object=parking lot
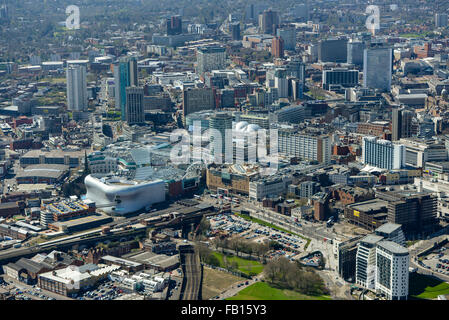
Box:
[208,213,307,260]
[418,246,449,276]
[73,279,127,300]
[0,278,56,300]
[0,276,131,300]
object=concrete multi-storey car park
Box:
[345,199,388,231]
[19,150,85,168]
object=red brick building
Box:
[414,43,434,59]
[331,186,375,206]
[357,121,391,137]
[333,145,350,156]
[0,202,20,218]
[271,37,284,58]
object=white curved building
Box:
[84,175,165,215]
[234,121,261,133]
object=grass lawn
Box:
[406,240,419,247]
[202,267,245,300]
[26,236,48,246]
[227,282,332,300]
[41,77,67,84]
[400,33,422,38]
[212,252,264,276]
[400,32,433,39]
[235,213,311,250]
[409,273,449,300]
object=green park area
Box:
[212,252,264,276]
[409,273,449,299]
[227,282,332,301]
[400,32,434,39]
[306,90,326,100]
[400,33,422,38]
[41,77,67,84]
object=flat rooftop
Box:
[426,161,449,168]
[348,199,388,213]
[127,251,179,269]
[22,149,85,158]
[102,255,143,268]
[16,164,69,179]
[46,200,90,215]
[377,240,409,255]
[48,213,112,228]
[375,223,402,235]
[361,234,384,245]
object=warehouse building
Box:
[38,264,120,296]
[16,164,69,184]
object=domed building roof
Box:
[235,121,249,131]
[234,121,261,133]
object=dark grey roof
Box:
[0,202,19,209]
[16,164,69,179]
[4,262,22,272]
[15,258,50,274]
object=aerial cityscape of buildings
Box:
[0,0,449,305]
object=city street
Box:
[409,236,449,282]
[215,275,262,300]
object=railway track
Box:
[180,246,201,300]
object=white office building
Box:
[375,241,409,300]
[356,234,409,300]
[196,46,226,75]
[66,65,87,112]
[399,138,447,168]
[278,130,331,164]
[249,175,293,201]
[356,234,383,289]
[362,136,405,170]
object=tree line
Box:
[264,256,330,297]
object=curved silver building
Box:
[84,175,165,215]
